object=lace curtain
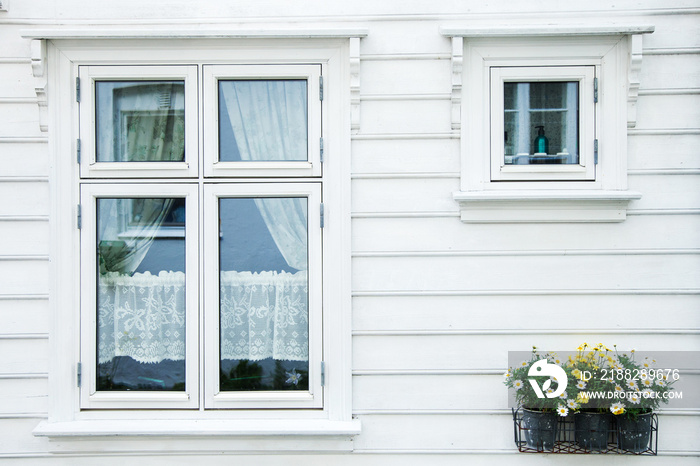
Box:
[98,270,308,363]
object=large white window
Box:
[35,35,360,439]
[78,63,324,410]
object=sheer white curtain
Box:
[219,80,307,162]
[219,80,310,362]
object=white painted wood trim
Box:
[350,37,361,131]
[453,190,642,202]
[21,27,369,40]
[449,37,462,131]
[440,24,655,37]
[628,34,644,128]
[453,190,644,223]
[33,419,361,437]
[30,39,48,132]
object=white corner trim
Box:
[440,24,655,38]
[449,37,463,131]
[453,190,642,223]
[350,37,361,132]
[21,26,369,40]
[0,0,7,12]
[33,419,362,438]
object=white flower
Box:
[558,391,568,400]
[641,357,654,369]
[640,378,654,388]
[626,379,638,390]
[503,370,513,379]
[629,392,641,404]
[566,399,580,410]
[513,379,524,390]
[519,360,530,368]
[610,402,625,415]
[641,389,655,399]
[656,379,666,387]
[576,380,587,390]
[557,405,569,417]
[614,385,624,392]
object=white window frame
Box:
[79,65,199,179]
[490,65,597,182]
[79,183,200,409]
[203,64,323,178]
[442,27,653,222]
[204,182,323,409]
[32,32,362,441]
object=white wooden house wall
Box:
[1,0,699,463]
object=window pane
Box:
[218,197,309,392]
[218,80,308,162]
[96,198,186,391]
[504,81,579,165]
[95,81,185,162]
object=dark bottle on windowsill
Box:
[533,125,549,155]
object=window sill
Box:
[33,418,361,438]
[453,190,642,223]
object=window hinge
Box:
[77,204,82,230]
[594,77,598,103]
[319,76,324,101]
[321,361,325,387]
[594,139,599,164]
[76,77,81,103]
[320,137,324,163]
[77,362,82,387]
[76,138,81,164]
[320,203,325,229]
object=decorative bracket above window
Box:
[31,39,48,132]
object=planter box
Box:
[512,408,658,455]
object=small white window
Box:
[491,66,597,181]
[442,28,653,222]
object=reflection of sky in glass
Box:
[219,198,291,273]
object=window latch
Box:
[320,203,325,229]
[77,362,82,387]
[76,77,81,103]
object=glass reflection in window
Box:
[504,81,579,165]
[95,81,185,162]
[96,197,186,391]
[218,80,308,162]
[218,197,309,392]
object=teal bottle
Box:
[533,126,549,154]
